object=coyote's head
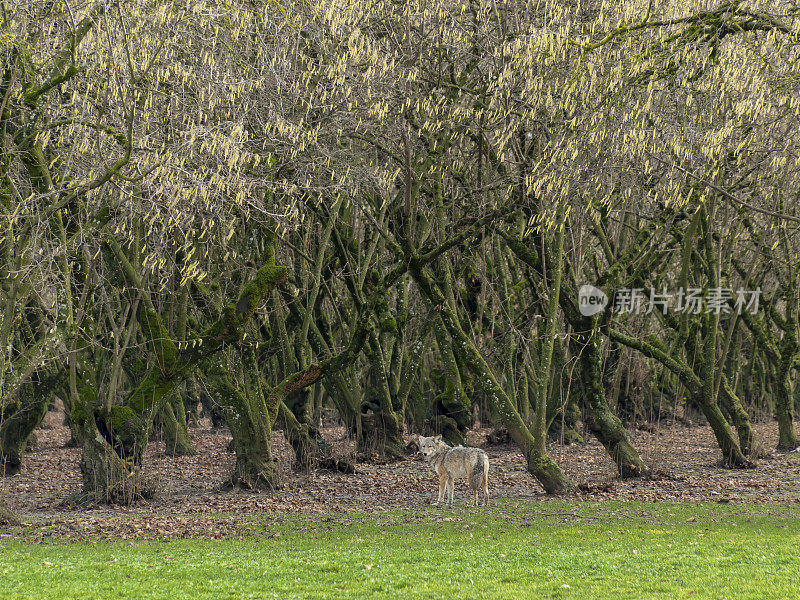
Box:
[417,435,446,457]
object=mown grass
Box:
[1,500,799,599]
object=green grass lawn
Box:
[1,500,799,599]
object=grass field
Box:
[1,500,799,599]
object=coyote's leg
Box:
[434,469,447,505]
[447,477,455,506]
[467,470,474,507]
[483,468,490,506]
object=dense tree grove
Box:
[2,0,800,523]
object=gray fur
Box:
[471,453,488,491]
[417,435,490,506]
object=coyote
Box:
[417,435,489,506]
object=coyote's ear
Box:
[434,434,442,443]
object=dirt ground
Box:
[2,410,800,540]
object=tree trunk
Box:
[1,373,57,476]
[359,330,406,458]
[719,376,761,456]
[203,361,280,489]
[278,401,354,473]
[431,318,470,446]
[160,391,195,456]
[74,403,155,504]
[775,269,800,449]
[697,308,752,468]
[577,325,651,478]
[775,361,799,449]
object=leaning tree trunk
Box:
[719,376,761,457]
[575,325,651,478]
[696,387,751,467]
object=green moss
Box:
[140,307,178,368]
[530,454,558,473]
[109,405,134,430]
[236,265,287,319]
[380,317,398,335]
[69,384,99,427]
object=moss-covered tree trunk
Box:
[719,376,760,456]
[737,279,799,450]
[529,208,571,478]
[775,333,800,449]
[71,383,155,504]
[204,359,280,488]
[696,209,753,467]
[430,317,470,446]
[576,325,651,478]
[162,273,197,453]
[159,391,195,456]
[359,330,406,458]
[1,371,60,476]
[696,387,750,467]
[774,373,798,449]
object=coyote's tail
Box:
[472,453,488,490]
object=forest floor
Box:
[2,407,800,540]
